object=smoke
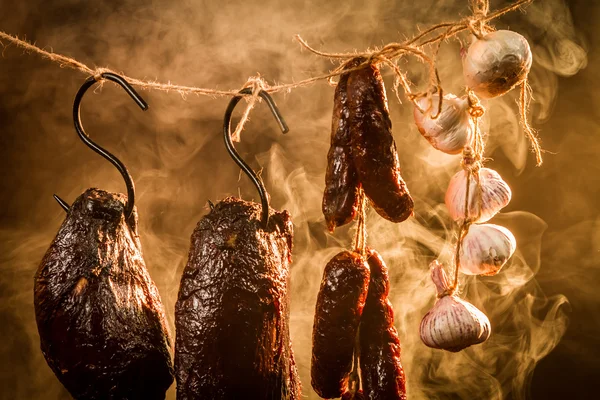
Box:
[0,0,592,399]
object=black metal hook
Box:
[54,72,148,221]
[223,88,289,227]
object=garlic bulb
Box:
[460,224,517,276]
[413,94,474,154]
[462,30,532,99]
[419,261,491,352]
[445,167,511,223]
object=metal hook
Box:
[54,72,148,222]
[223,88,289,227]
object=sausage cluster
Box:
[323,59,414,232]
[311,248,407,399]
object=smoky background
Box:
[0,0,596,399]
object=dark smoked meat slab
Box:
[311,251,370,399]
[34,188,174,400]
[347,61,414,223]
[322,58,364,232]
[175,197,300,400]
[359,249,407,400]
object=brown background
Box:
[0,0,597,399]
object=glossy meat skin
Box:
[34,188,174,400]
[359,249,407,400]
[347,63,414,222]
[322,59,364,232]
[175,197,300,400]
[311,251,370,399]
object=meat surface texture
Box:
[359,249,407,400]
[311,251,370,399]
[347,61,414,223]
[34,188,174,400]
[322,58,364,232]
[342,390,365,400]
[175,196,300,400]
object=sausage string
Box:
[353,189,368,256]
[446,92,486,295]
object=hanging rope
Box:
[0,0,533,142]
[0,0,531,99]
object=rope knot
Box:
[367,52,383,65]
[467,0,492,39]
[467,90,485,118]
[437,286,457,298]
[242,76,267,94]
[469,105,485,118]
[92,67,111,82]
[230,76,267,143]
[461,145,481,172]
[467,89,485,113]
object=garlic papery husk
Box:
[445,167,511,223]
[459,224,517,276]
[413,94,474,154]
[462,30,532,99]
[419,261,491,352]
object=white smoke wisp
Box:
[0,0,588,399]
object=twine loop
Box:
[0,0,540,160]
[0,1,533,100]
[230,76,268,142]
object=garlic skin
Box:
[459,224,517,276]
[462,30,532,99]
[413,94,474,154]
[445,167,511,223]
[419,261,491,352]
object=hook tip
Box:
[256,91,289,134]
[131,95,148,111]
[100,72,149,111]
[53,194,70,212]
[138,99,149,111]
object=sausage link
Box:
[347,63,414,223]
[311,251,370,399]
[342,390,365,400]
[322,59,365,232]
[359,249,407,400]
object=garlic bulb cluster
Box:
[413,94,474,154]
[459,224,516,276]
[445,167,511,223]
[462,30,532,99]
[419,261,491,352]
[420,28,531,356]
